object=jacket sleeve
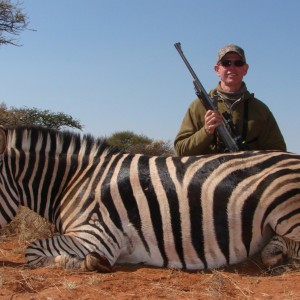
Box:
[174,99,213,156]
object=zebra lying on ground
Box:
[0,125,300,272]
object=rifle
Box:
[174,42,246,152]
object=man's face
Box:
[214,52,249,90]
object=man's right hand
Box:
[204,110,222,136]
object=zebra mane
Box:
[6,125,122,158]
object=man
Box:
[174,44,286,155]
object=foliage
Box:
[128,140,175,156]
[108,131,152,150]
[0,0,29,46]
[0,102,83,130]
[108,130,174,156]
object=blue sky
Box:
[1,0,300,152]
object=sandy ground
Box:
[1,236,300,300]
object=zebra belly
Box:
[114,220,247,269]
[115,233,212,269]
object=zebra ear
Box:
[0,126,7,155]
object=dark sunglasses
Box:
[220,60,245,67]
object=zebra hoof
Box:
[261,236,287,267]
[85,252,112,273]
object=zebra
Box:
[1,125,300,272]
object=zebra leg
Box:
[24,235,113,272]
[54,251,112,272]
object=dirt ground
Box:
[1,236,300,300]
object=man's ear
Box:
[243,64,249,76]
[214,64,221,77]
[0,126,7,155]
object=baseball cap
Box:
[217,44,246,63]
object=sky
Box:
[0,0,300,153]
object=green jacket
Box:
[174,87,286,155]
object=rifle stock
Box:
[174,42,245,152]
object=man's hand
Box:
[204,110,222,136]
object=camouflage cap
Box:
[217,44,246,63]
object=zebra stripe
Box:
[1,126,300,272]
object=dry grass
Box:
[0,206,55,243]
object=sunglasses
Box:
[220,60,245,67]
